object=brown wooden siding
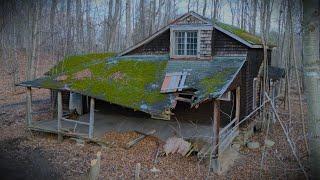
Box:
[126,30,170,55]
[240,49,272,118]
[212,28,248,56]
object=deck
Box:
[29,110,214,142]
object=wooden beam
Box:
[236,86,240,126]
[213,100,220,158]
[89,97,95,139]
[26,87,32,126]
[57,91,63,142]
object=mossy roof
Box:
[18,53,246,116]
[214,21,276,47]
[165,56,246,105]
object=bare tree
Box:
[125,0,132,47]
[303,0,320,178]
[202,0,207,16]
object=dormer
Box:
[118,11,272,58]
[169,12,213,60]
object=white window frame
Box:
[170,25,210,59]
[173,31,198,56]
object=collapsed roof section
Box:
[17,53,246,120]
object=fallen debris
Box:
[87,151,101,180]
[134,163,141,180]
[150,167,160,173]
[264,139,275,148]
[164,137,191,156]
[126,129,156,149]
[246,141,260,149]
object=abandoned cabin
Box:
[18,12,283,166]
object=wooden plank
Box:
[57,91,63,142]
[26,87,32,126]
[125,129,156,149]
[178,72,187,91]
[160,76,171,92]
[88,151,101,180]
[212,100,220,158]
[134,163,141,180]
[61,117,90,126]
[89,97,95,139]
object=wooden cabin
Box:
[18,11,278,171]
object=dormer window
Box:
[174,31,198,56]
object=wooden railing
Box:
[219,117,239,153]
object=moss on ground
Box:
[200,67,237,96]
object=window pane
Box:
[186,31,197,55]
[175,32,185,55]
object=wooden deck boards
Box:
[29,111,214,142]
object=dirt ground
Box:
[0,54,309,179]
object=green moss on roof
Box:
[48,52,116,75]
[200,67,237,96]
[215,22,276,46]
[70,60,168,109]
[43,53,168,110]
[215,22,262,45]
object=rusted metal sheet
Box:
[161,72,188,93]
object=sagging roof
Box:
[17,53,246,118]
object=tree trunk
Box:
[303,0,320,178]
[125,0,132,47]
[250,0,257,34]
[86,0,93,52]
[26,2,38,81]
[202,0,207,16]
[66,0,73,55]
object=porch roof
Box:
[17,53,246,118]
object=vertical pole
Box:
[211,99,221,173]
[57,91,63,142]
[236,86,240,127]
[89,97,95,139]
[26,87,32,127]
[213,100,220,158]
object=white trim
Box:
[170,24,213,31]
[170,30,199,58]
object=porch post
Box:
[57,91,63,142]
[236,86,240,127]
[213,100,220,157]
[89,97,95,139]
[26,87,32,127]
[211,99,221,173]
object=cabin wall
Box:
[212,28,248,56]
[199,30,212,59]
[240,49,272,118]
[126,30,170,55]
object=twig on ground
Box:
[265,92,308,179]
